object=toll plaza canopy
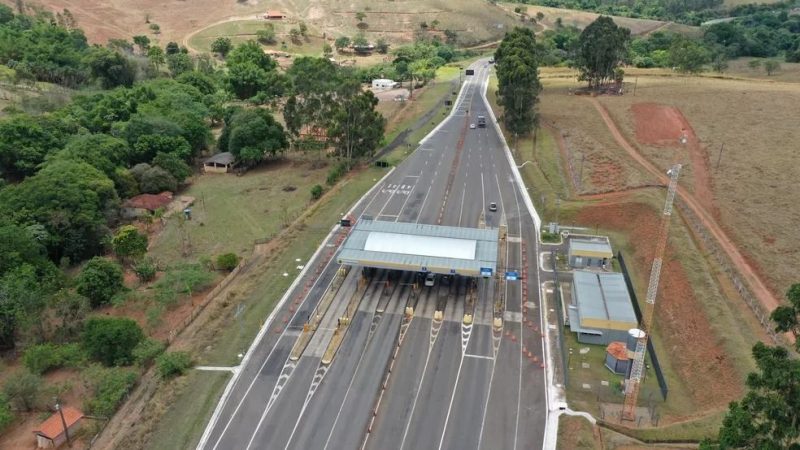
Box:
[337,219,499,277]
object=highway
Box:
[198,59,549,450]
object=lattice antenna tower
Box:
[622,163,682,421]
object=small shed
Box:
[372,78,397,90]
[121,191,173,219]
[568,236,613,268]
[33,406,83,448]
[264,10,285,19]
[203,152,236,174]
[605,341,631,375]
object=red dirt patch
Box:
[575,197,743,413]
[630,103,717,220]
[586,153,625,191]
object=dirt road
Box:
[587,97,781,315]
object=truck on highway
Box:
[477,116,486,128]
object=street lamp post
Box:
[55,402,71,447]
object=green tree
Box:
[355,12,366,24]
[299,21,308,38]
[0,264,58,349]
[334,36,351,52]
[327,79,385,161]
[225,41,285,100]
[220,108,288,166]
[132,134,192,164]
[2,371,41,412]
[764,60,780,75]
[139,166,177,193]
[283,57,341,140]
[81,364,137,416]
[748,59,762,69]
[375,38,389,54]
[156,351,192,378]
[76,257,125,308]
[167,52,193,77]
[711,53,729,73]
[0,114,77,178]
[770,283,800,349]
[82,317,144,366]
[211,37,233,57]
[111,225,148,263]
[47,289,89,342]
[322,43,333,58]
[132,35,150,54]
[494,27,542,135]
[85,47,136,89]
[47,133,130,182]
[256,27,277,45]
[0,160,119,262]
[669,37,710,74]
[147,46,165,71]
[574,16,630,89]
[176,71,217,95]
[352,33,369,48]
[165,41,180,55]
[152,151,191,182]
[216,253,240,271]
[289,28,301,44]
[0,394,12,432]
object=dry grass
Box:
[558,415,600,449]
[594,74,800,298]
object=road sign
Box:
[480,267,493,277]
[450,269,457,274]
[465,69,475,75]
[505,271,519,281]
[421,266,428,272]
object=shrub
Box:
[82,317,144,366]
[310,184,323,200]
[76,257,125,308]
[3,371,42,412]
[326,161,349,186]
[23,343,86,375]
[112,225,148,263]
[216,253,240,271]
[156,351,192,378]
[133,258,157,282]
[132,338,165,367]
[154,264,214,297]
[82,364,137,417]
[0,394,12,432]
[139,166,177,194]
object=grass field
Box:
[148,156,328,266]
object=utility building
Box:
[337,219,498,277]
[568,271,638,345]
[568,236,613,268]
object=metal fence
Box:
[676,201,782,345]
[617,252,669,401]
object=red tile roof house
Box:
[121,191,173,219]
[33,406,83,448]
[264,10,285,19]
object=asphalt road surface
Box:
[199,59,547,450]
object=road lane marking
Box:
[458,187,466,227]
[415,184,433,224]
[396,172,422,222]
[465,354,494,360]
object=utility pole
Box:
[716,143,725,170]
[633,76,638,96]
[55,402,71,447]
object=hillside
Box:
[5,0,695,48]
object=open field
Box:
[489,72,770,441]
[148,156,327,266]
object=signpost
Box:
[505,271,519,281]
[480,267,493,278]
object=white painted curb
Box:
[196,167,395,450]
[479,63,564,450]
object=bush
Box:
[132,338,165,367]
[82,364,137,417]
[156,351,192,378]
[82,317,144,366]
[0,394,12,432]
[310,184,323,200]
[112,225,148,263]
[23,343,86,375]
[326,161,349,186]
[3,371,41,412]
[139,166,177,194]
[76,257,125,308]
[133,258,157,282]
[154,264,214,298]
[216,253,240,271]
